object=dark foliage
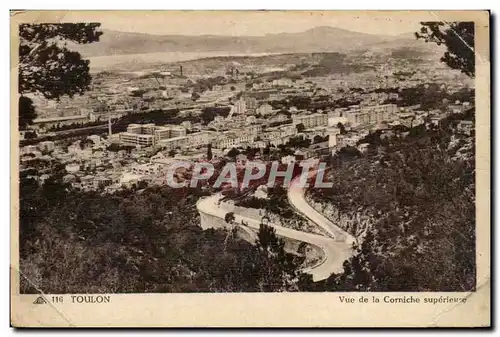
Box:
[206,144,213,160]
[19,96,37,130]
[18,23,102,126]
[19,23,102,99]
[19,175,302,293]
[308,121,475,291]
[201,107,232,124]
[416,22,475,77]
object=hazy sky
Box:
[60,11,425,36]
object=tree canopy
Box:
[18,23,102,128]
[295,123,305,133]
[19,96,37,130]
[19,171,303,293]
[226,147,240,160]
[416,22,475,77]
[307,118,475,291]
[19,23,102,99]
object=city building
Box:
[131,163,164,175]
[335,134,362,148]
[247,124,263,136]
[246,116,257,125]
[292,113,328,128]
[20,145,38,155]
[158,136,188,150]
[457,120,474,135]
[119,123,187,147]
[256,103,273,116]
[236,154,248,166]
[233,98,247,115]
[65,163,80,174]
[272,78,293,87]
[169,126,187,138]
[243,96,258,110]
[344,104,398,125]
[281,155,296,165]
[328,116,349,127]
[186,131,215,147]
[245,89,279,101]
[212,132,256,149]
[32,113,89,129]
[181,121,192,130]
[37,141,55,152]
[119,132,154,147]
[265,114,290,126]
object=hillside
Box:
[75,26,425,57]
[303,113,476,291]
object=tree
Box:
[230,86,236,91]
[226,147,240,160]
[23,130,37,139]
[137,180,148,190]
[416,22,474,77]
[191,92,200,101]
[20,179,293,293]
[19,96,37,130]
[78,138,93,150]
[168,149,177,157]
[207,143,213,161]
[256,223,282,253]
[18,23,103,127]
[295,123,305,133]
[224,212,235,224]
[263,143,271,157]
[313,135,325,144]
[337,122,347,135]
[255,223,299,291]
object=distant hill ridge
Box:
[74,26,428,57]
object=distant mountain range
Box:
[74,26,432,57]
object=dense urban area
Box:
[19,24,476,293]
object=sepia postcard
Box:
[10,10,490,328]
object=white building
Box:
[132,163,164,175]
[212,132,256,149]
[272,78,293,87]
[158,136,188,150]
[233,98,247,115]
[281,155,296,165]
[65,163,80,174]
[120,133,154,147]
[37,141,55,152]
[21,145,38,155]
[328,116,349,127]
[457,120,474,135]
[256,103,273,116]
[186,131,214,147]
[181,121,192,130]
[327,127,341,148]
[246,116,257,125]
[119,123,187,147]
[344,104,398,125]
[292,113,328,128]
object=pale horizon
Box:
[59,11,424,37]
[100,25,417,37]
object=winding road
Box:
[196,172,356,282]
